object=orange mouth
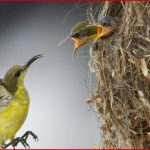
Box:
[101,26,114,37]
[94,24,114,41]
[71,38,86,56]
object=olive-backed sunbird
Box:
[0,54,43,148]
[59,16,117,55]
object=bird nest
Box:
[86,2,150,148]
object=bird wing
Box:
[0,79,12,107]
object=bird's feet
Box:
[21,131,38,143]
[3,131,38,148]
[11,137,30,148]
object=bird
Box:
[60,16,117,55]
[0,54,43,148]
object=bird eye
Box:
[15,70,21,77]
[101,21,110,27]
[72,33,80,38]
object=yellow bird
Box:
[0,54,43,148]
[59,16,117,55]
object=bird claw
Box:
[3,137,29,149]
[22,131,38,142]
[3,131,38,148]
[11,137,30,148]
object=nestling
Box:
[61,16,117,55]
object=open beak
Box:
[58,35,82,56]
[65,20,116,56]
[101,25,115,37]
[23,54,43,70]
[71,37,86,56]
[94,24,115,41]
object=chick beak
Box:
[94,24,116,41]
[71,38,86,56]
[101,26,115,37]
[59,35,86,56]
[23,54,43,71]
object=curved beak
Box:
[23,54,43,70]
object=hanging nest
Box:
[86,2,150,148]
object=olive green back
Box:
[71,21,89,34]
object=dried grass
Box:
[87,2,150,148]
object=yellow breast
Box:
[0,86,30,144]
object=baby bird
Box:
[61,16,117,55]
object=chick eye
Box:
[73,33,80,38]
[103,21,110,27]
[15,70,21,77]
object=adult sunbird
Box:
[59,16,117,55]
[0,54,43,148]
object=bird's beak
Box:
[71,37,86,56]
[101,26,115,37]
[94,24,115,41]
[70,24,115,56]
[58,35,71,47]
[58,35,85,56]
[23,54,43,71]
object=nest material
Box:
[87,2,150,148]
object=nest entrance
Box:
[87,2,150,148]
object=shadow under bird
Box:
[59,16,117,55]
[0,54,43,148]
